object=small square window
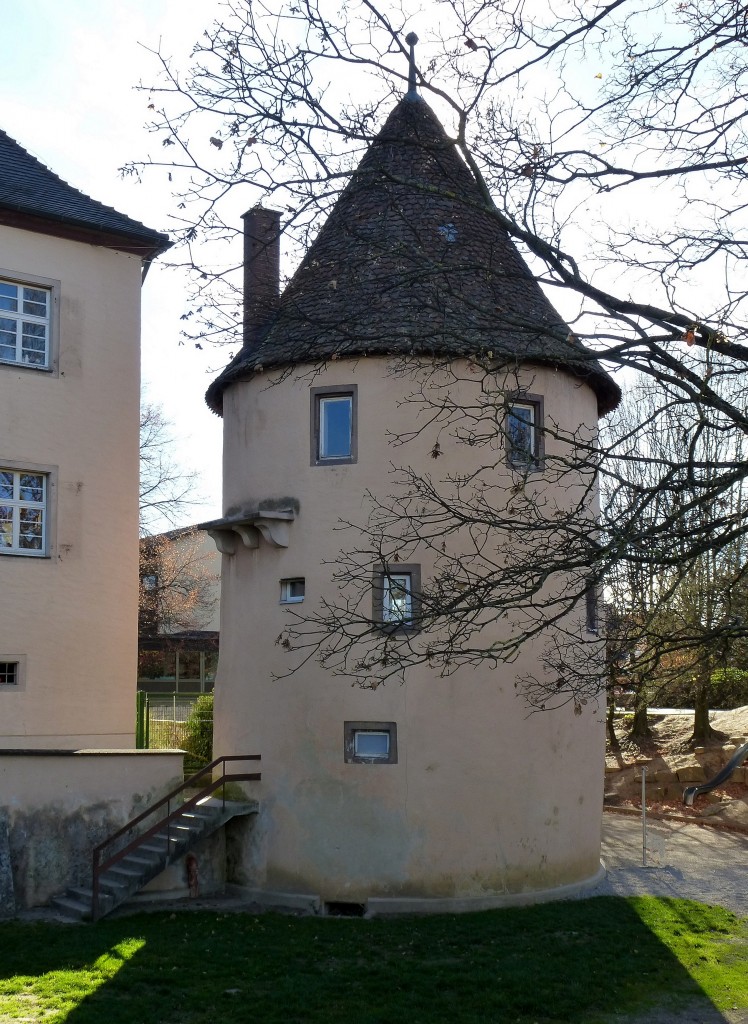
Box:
[506,395,544,470]
[355,730,390,759]
[0,661,18,686]
[373,564,421,633]
[344,721,398,764]
[311,385,358,465]
[0,655,25,689]
[280,577,305,603]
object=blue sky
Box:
[0,1,227,526]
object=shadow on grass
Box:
[0,896,744,1023]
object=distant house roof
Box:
[207,93,620,416]
[0,129,171,261]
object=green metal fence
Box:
[136,691,214,777]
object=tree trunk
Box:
[691,681,716,743]
[629,703,651,740]
[606,699,619,749]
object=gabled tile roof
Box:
[207,94,620,415]
[0,129,170,259]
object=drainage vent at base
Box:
[325,901,366,917]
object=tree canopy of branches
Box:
[605,368,748,739]
[139,400,199,535]
[139,528,219,636]
[128,0,748,710]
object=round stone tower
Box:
[202,77,620,913]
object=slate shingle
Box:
[207,94,620,415]
[0,129,170,259]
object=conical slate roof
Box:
[207,94,620,415]
[0,129,171,259]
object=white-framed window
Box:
[0,279,51,368]
[344,721,398,764]
[0,655,26,690]
[280,577,305,603]
[373,564,421,633]
[507,395,543,470]
[311,385,358,464]
[0,469,47,555]
[383,574,412,623]
[355,730,390,759]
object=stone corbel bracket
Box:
[199,509,295,555]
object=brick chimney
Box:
[242,207,280,349]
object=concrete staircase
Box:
[51,797,258,921]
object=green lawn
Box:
[0,896,745,1023]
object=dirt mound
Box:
[605,707,748,827]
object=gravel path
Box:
[595,812,748,917]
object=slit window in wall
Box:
[586,584,599,634]
[344,721,398,764]
[280,577,305,604]
[507,395,543,470]
[373,564,421,633]
[311,385,357,464]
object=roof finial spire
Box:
[405,32,419,98]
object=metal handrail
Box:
[92,753,260,921]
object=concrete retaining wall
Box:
[0,749,183,912]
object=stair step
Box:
[121,852,161,868]
[68,886,94,901]
[106,865,143,881]
[99,879,130,897]
[51,895,91,920]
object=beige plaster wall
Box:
[0,750,183,907]
[0,226,143,747]
[214,358,606,904]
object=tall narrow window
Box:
[0,280,51,368]
[383,573,412,623]
[0,469,47,555]
[311,385,358,465]
[506,395,543,470]
[586,584,599,634]
[373,564,421,633]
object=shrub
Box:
[709,669,748,710]
[183,693,214,766]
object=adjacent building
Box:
[0,130,181,912]
[0,128,171,748]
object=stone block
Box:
[676,766,707,783]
